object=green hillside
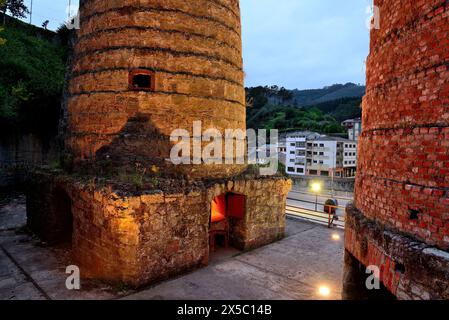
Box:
[305,97,362,122]
[246,85,362,133]
[0,18,67,132]
[246,103,347,134]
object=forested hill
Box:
[290,83,365,106]
[246,84,364,133]
[252,83,364,107]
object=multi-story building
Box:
[343,141,357,177]
[285,134,357,178]
[306,137,344,178]
[286,136,307,176]
[341,118,362,141]
[284,131,320,176]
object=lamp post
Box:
[311,182,321,212]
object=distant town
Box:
[280,118,361,178]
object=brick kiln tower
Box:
[67,0,247,178]
[344,1,449,299]
[26,0,291,287]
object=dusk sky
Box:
[21,0,371,90]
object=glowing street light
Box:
[332,234,341,241]
[311,182,322,212]
[311,182,322,193]
[318,286,331,297]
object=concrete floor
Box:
[0,194,344,300]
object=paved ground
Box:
[0,193,344,300]
[125,219,344,300]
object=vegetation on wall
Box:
[0,18,66,133]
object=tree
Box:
[42,20,49,30]
[0,27,5,45]
[1,0,29,25]
[0,0,4,29]
[0,0,4,44]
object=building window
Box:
[320,171,329,177]
[288,167,295,172]
[319,152,324,156]
[320,144,324,147]
[296,168,304,173]
[129,69,155,91]
[310,170,318,175]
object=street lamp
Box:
[311,182,322,212]
[318,285,331,297]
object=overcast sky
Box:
[21,0,371,90]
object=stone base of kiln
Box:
[26,170,291,287]
[343,205,449,300]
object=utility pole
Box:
[29,0,33,24]
[68,0,71,19]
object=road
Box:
[286,190,353,228]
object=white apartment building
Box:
[285,134,358,178]
[286,136,307,176]
[306,138,344,177]
[343,141,358,177]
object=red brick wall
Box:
[354,0,449,250]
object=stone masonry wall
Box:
[67,184,210,286]
[345,205,449,300]
[26,171,291,287]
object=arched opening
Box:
[209,192,246,256]
[52,187,73,244]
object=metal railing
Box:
[286,199,347,229]
[289,189,354,201]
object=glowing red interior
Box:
[211,194,226,223]
[211,193,246,223]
